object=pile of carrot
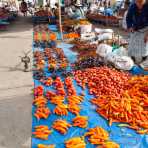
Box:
[34,106,51,120]
[49,95,65,105]
[54,77,66,96]
[65,77,77,96]
[67,95,84,105]
[34,86,44,96]
[53,103,68,116]
[85,126,119,147]
[73,116,88,128]
[52,119,71,134]
[33,96,47,107]
[33,125,52,140]
[98,141,120,148]
[91,76,148,132]
[38,144,55,148]
[68,103,81,115]
[46,90,56,99]
[85,126,109,145]
[42,77,53,86]
[74,66,130,97]
[65,137,86,148]
[64,32,80,39]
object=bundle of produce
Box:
[62,19,90,27]
[33,24,51,32]
[71,41,97,52]
[87,13,119,26]
[54,77,65,96]
[74,66,130,97]
[61,19,90,32]
[65,77,76,96]
[34,86,44,96]
[0,8,9,19]
[33,70,46,80]
[33,96,47,107]
[34,106,51,120]
[48,57,57,71]
[38,144,55,148]
[72,116,88,128]
[32,125,52,140]
[85,126,120,147]
[64,32,80,39]
[53,103,68,116]
[52,119,71,134]
[49,95,65,105]
[91,76,148,133]
[33,50,45,70]
[40,77,53,86]
[78,50,97,60]
[68,103,81,115]
[65,137,86,148]
[73,56,104,70]
[34,50,44,59]
[54,48,65,59]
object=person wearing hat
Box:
[73,0,85,19]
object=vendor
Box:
[54,3,59,19]
[72,2,85,19]
[20,0,28,16]
[122,1,130,30]
[89,2,98,13]
[65,1,85,20]
[126,0,148,63]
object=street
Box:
[0,16,33,148]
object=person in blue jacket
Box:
[126,0,148,63]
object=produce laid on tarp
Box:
[32,8,52,24]
[0,6,17,30]
[32,22,148,148]
[87,13,120,26]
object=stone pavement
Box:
[0,16,33,148]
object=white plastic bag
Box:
[80,24,92,34]
[97,33,113,41]
[113,46,128,56]
[114,56,134,70]
[105,52,117,63]
[95,28,113,34]
[96,44,113,57]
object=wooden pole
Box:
[58,0,63,40]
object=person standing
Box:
[122,0,130,30]
[20,0,28,16]
[126,0,148,63]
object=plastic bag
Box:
[114,56,134,70]
[96,44,113,57]
[113,46,128,56]
[97,33,113,41]
[95,28,113,34]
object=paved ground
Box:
[0,16,33,148]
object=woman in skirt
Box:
[126,0,148,64]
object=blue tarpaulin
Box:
[32,42,148,148]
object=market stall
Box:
[31,0,148,145]
[0,3,18,30]
[31,18,148,148]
